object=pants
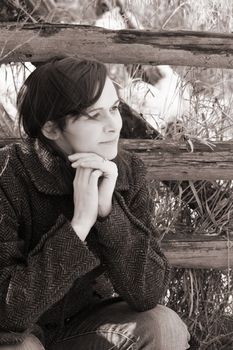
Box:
[1,300,190,350]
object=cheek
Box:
[68,124,100,151]
[119,116,123,129]
[117,112,123,129]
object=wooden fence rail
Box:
[1,138,233,269]
[161,234,233,270]
[1,23,233,67]
[2,138,233,180]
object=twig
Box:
[162,2,188,29]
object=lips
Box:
[100,137,118,143]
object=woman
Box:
[0,57,190,349]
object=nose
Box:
[103,110,122,134]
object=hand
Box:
[71,166,103,241]
[68,153,118,218]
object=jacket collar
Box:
[17,137,130,195]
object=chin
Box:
[99,145,119,160]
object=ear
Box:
[41,121,61,140]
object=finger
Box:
[71,157,95,168]
[73,163,82,181]
[71,160,110,177]
[68,153,102,162]
[89,169,103,187]
[71,159,109,170]
[72,159,117,178]
[73,166,93,188]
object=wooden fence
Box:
[1,23,233,67]
[0,23,233,270]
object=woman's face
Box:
[57,76,122,160]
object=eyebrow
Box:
[88,99,120,113]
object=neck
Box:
[38,134,70,163]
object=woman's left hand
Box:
[68,153,118,218]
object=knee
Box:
[0,335,45,350]
[134,304,190,350]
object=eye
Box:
[81,112,99,120]
[89,113,100,119]
[111,104,120,112]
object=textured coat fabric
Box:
[0,136,171,347]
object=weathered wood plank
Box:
[2,138,233,180]
[161,234,233,269]
[1,23,233,67]
[0,138,21,146]
[120,139,233,180]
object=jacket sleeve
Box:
[94,153,171,311]
[0,184,100,335]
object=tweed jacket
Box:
[0,136,170,347]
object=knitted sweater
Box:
[0,136,170,347]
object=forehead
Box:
[87,76,118,111]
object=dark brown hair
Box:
[17,57,108,141]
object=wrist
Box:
[98,204,112,218]
[71,219,90,241]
